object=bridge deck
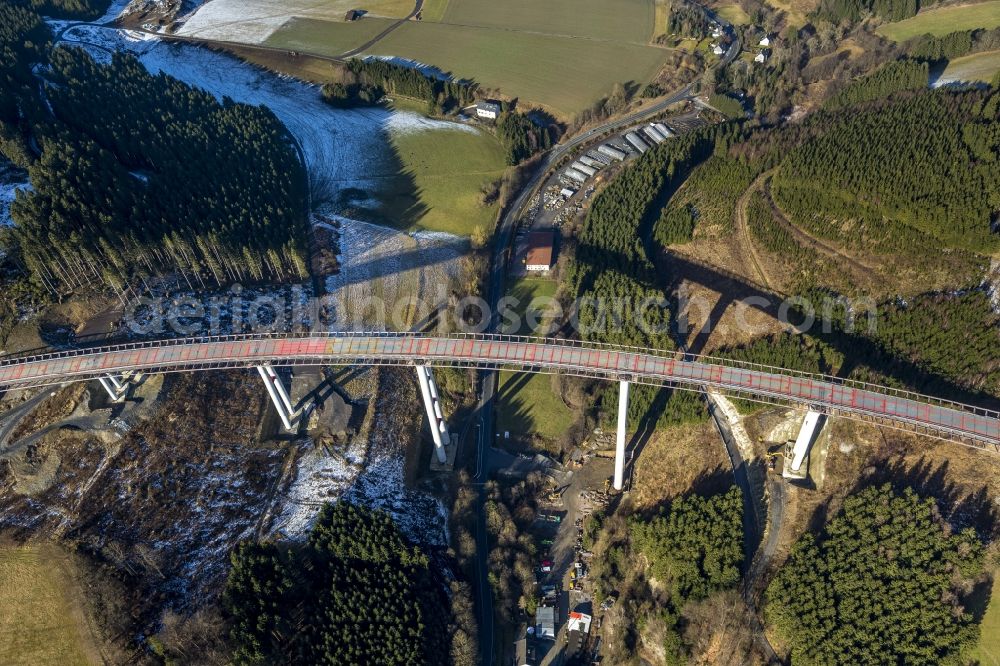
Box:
[0,333,997,446]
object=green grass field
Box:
[202,0,668,115]
[376,126,506,235]
[877,1,1000,41]
[0,545,98,666]
[972,570,1000,665]
[714,2,752,25]
[496,371,576,444]
[369,22,670,115]
[420,0,451,21]
[438,0,655,43]
[265,17,397,56]
[940,49,1000,83]
[504,276,560,335]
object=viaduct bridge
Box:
[1,332,997,489]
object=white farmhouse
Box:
[476,100,501,120]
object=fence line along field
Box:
[0,544,101,666]
[264,16,397,57]
[876,0,1000,41]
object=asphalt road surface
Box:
[471,28,740,665]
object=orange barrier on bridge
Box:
[0,333,997,447]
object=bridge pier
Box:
[416,365,449,464]
[98,376,127,402]
[257,365,304,432]
[614,380,630,491]
[785,409,824,478]
[97,372,143,402]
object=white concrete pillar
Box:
[614,380,630,490]
[105,375,127,393]
[263,364,297,419]
[257,365,294,431]
[790,410,822,472]
[98,376,127,402]
[416,365,448,463]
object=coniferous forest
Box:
[585,486,744,662]
[0,9,309,297]
[563,79,1000,408]
[224,503,450,666]
[774,88,1000,254]
[767,485,984,665]
[14,0,109,19]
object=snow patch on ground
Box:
[385,112,477,135]
[986,258,1000,316]
[58,24,477,210]
[344,446,450,547]
[271,438,367,537]
[342,371,449,547]
[324,217,466,330]
[176,0,347,43]
[0,179,30,228]
[98,0,135,22]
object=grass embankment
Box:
[940,49,1000,83]
[0,545,99,666]
[496,371,576,444]
[654,0,670,36]
[877,1,1000,41]
[380,126,506,235]
[223,45,345,83]
[495,275,571,445]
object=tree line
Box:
[667,0,712,39]
[321,60,556,165]
[815,0,918,23]
[224,502,452,665]
[10,0,109,19]
[713,286,1000,407]
[0,3,50,168]
[0,11,309,298]
[823,59,928,109]
[565,123,741,425]
[902,26,1000,63]
[322,58,477,114]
